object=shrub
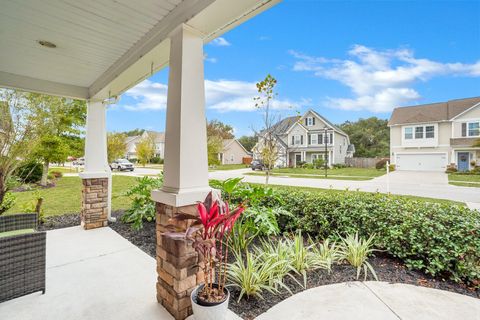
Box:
[296,161,306,168]
[15,161,43,183]
[150,156,163,164]
[259,189,480,285]
[0,192,16,214]
[375,158,389,169]
[332,163,347,169]
[50,171,63,179]
[313,158,325,169]
[445,164,457,173]
[121,175,163,230]
[388,164,395,172]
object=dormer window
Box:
[305,117,315,126]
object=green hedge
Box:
[261,190,480,285]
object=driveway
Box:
[209,169,480,207]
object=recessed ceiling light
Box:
[37,40,56,48]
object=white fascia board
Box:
[90,0,282,100]
[0,71,89,99]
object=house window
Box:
[306,117,315,126]
[292,135,303,145]
[329,133,333,144]
[415,126,424,139]
[319,133,323,144]
[311,134,318,145]
[425,126,435,138]
[468,122,480,137]
[404,127,413,140]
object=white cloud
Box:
[122,79,304,112]
[210,37,231,47]
[204,54,217,63]
[290,45,480,113]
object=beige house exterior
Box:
[125,130,165,159]
[389,97,480,172]
[218,139,250,165]
[253,110,354,167]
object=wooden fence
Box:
[346,157,382,168]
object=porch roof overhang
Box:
[0,0,280,100]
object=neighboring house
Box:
[218,139,250,165]
[388,97,480,172]
[253,110,354,167]
[125,130,165,159]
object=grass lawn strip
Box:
[7,176,137,217]
[209,164,249,171]
[448,173,480,188]
[245,172,372,181]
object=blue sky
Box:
[108,0,480,137]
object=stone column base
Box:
[81,178,108,230]
[156,202,204,320]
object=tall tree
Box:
[238,135,257,152]
[207,135,223,166]
[107,132,127,163]
[0,90,38,214]
[123,128,145,137]
[28,94,86,186]
[339,117,390,158]
[254,74,281,185]
[136,135,155,167]
[207,120,234,139]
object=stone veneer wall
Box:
[81,178,108,230]
[156,202,204,320]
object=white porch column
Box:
[152,24,209,320]
[79,100,112,229]
[151,24,209,207]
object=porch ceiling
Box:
[0,0,280,100]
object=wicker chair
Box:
[0,213,46,303]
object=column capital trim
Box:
[79,171,111,179]
[151,187,211,207]
[169,23,206,39]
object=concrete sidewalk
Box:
[256,281,480,320]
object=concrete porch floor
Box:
[1,226,478,320]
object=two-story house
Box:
[125,130,165,160]
[388,97,480,172]
[253,110,354,167]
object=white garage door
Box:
[395,153,447,172]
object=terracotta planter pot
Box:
[190,284,230,320]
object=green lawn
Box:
[263,184,465,206]
[246,167,386,180]
[49,166,82,174]
[209,164,249,171]
[7,176,138,217]
[6,172,463,218]
[448,173,480,188]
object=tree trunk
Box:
[265,169,270,186]
[41,162,49,186]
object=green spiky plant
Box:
[339,233,378,281]
[309,238,342,273]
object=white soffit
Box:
[0,0,281,100]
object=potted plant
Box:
[166,192,245,320]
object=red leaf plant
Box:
[164,191,245,303]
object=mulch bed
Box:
[40,213,479,319]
